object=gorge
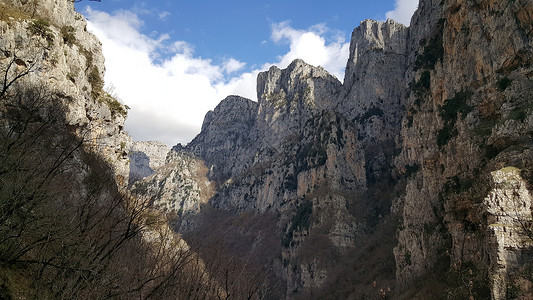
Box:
[0,0,532,299]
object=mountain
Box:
[0,0,531,298]
[133,0,533,298]
[0,1,229,298]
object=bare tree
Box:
[0,48,40,100]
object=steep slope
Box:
[0,1,232,298]
[128,141,170,184]
[393,0,533,297]
[338,19,408,184]
[178,95,259,182]
[0,0,131,184]
[132,0,532,298]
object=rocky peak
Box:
[339,19,408,142]
[184,95,258,182]
[256,59,342,148]
[257,59,341,110]
[199,95,258,133]
[348,19,408,61]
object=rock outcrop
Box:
[256,59,342,148]
[338,19,407,144]
[129,141,169,184]
[0,0,131,185]
[132,150,214,217]
[484,167,533,299]
[128,0,533,298]
[393,1,533,298]
[180,95,259,182]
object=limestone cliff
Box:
[0,0,131,185]
[393,0,533,298]
[339,19,407,145]
[129,141,170,184]
[132,150,214,217]
[130,0,532,298]
[0,1,219,298]
[179,95,259,182]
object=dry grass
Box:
[0,4,30,22]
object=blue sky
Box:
[75,0,418,146]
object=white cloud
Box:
[158,11,170,20]
[222,58,246,74]
[85,9,349,146]
[385,0,419,26]
[86,8,253,146]
[270,22,349,80]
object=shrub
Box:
[292,200,313,231]
[414,19,445,71]
[496,77,512,91]
[437,90,473,148]
[405,164,420,177]
[508,106,527,121]
[440,90,473,121]
[283,200,313,248]
[27,19,54,44]
[87,67,103,98]
[102,92,128,117]
[411,70,431,97]
[79,47,94,68]
[61,25,76,46]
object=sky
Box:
[75,0,419,147]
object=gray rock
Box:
[0,0,132,186]
[129,141,170,184]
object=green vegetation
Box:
[414,19,445,71]
[100,92,128,117]
[442,175,475,196]
[405,164,420,177]
[508,105,528,121]
[88,67,103,98]
[61,25,76,46]
[79,46,94,69]
[292,200,313,231]
[283,200,313,248]
[266,91,287,108]
[27,19,54,45]
[437,90,473,148]
[496,76,512,91]
[411,70,431,97]
[436,122,457,149]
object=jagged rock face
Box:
[394,0,533,297]
[337,19,408,184]
[0,0,131,185]
[257,59,342,148]
[211,110,366,212]
[140,59,368,295]
[2,0,80,28]
[339,19,408,145]
[182,95,259,182]
[125,0,532,297]
[129,141,169,184]
[484,167,533,299]
[131,151,214,217]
